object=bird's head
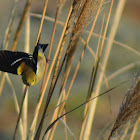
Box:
[22,71,37,86]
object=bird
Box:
[0,43,48,86]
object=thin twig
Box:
[13,86,28,140]
[47,90,66,140]
[5,73,24,139]
[3,0,19,50]
[30,13,64,26]
[22,14,30,140]
[35,0,49,45]
[11,0,34,51]
[106,61,140,82]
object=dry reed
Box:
[65,0,102,68]
[108,75,140,139]
[46,0,105,139]
[130,116,140,140]
[0,0,34,96]
[59,0,105,113]
[3,0,19,50]
[83,0,113,140]
[40,0,65,95]
[22,14,30,140]
[35,1,93,139]
[5,73,24,139]
[34,1,67,139]
[82,0,126,139]
[1,5,31,137]
[80,38,109,87]
[80,11,105,140]
[30,12,140,57]
[28,6,73,140]
[1,0,139,140]
[106,61,140,82]
[43,1,86,138]
[13,86,28,140]
[27,0,49,139]
[42,81,127,139]
[11,1,32,137]
[84,30,140,57]
[11,0,34,51]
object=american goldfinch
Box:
[0,43,48,86]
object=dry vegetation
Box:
[0,0,140,140]
[109,75,140,140]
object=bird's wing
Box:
[0,50,32,75]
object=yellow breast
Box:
[36,51,46,82]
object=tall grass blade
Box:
[35,0,49,45]
[47,90,66,140]
[11,0,34,51]
[42,81,127,139]
[34,1,67,139]
[82,0,122,139]
[3,0,19,50]
[40,0,65,95]
[28,6,73,140]
[22,14,30,140]
[84,31,140,57]
[0,0,33,96]
[0,74,6,96]
[80,12,105,140]
[80,38,109,88]
[13,86,28,140]
[59,0,104,114]
[60,118,77,140]
[46,0,105,138]
[5,73,24,139]
[30,13,64,26]
[106,61,140,82]
[27,1,49,139]
[130,117,140,140]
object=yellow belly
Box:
[36,56,46,82]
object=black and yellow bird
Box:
[0,43,48,86]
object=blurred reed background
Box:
[0,0,140,140]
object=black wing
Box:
[0,50,32,75]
